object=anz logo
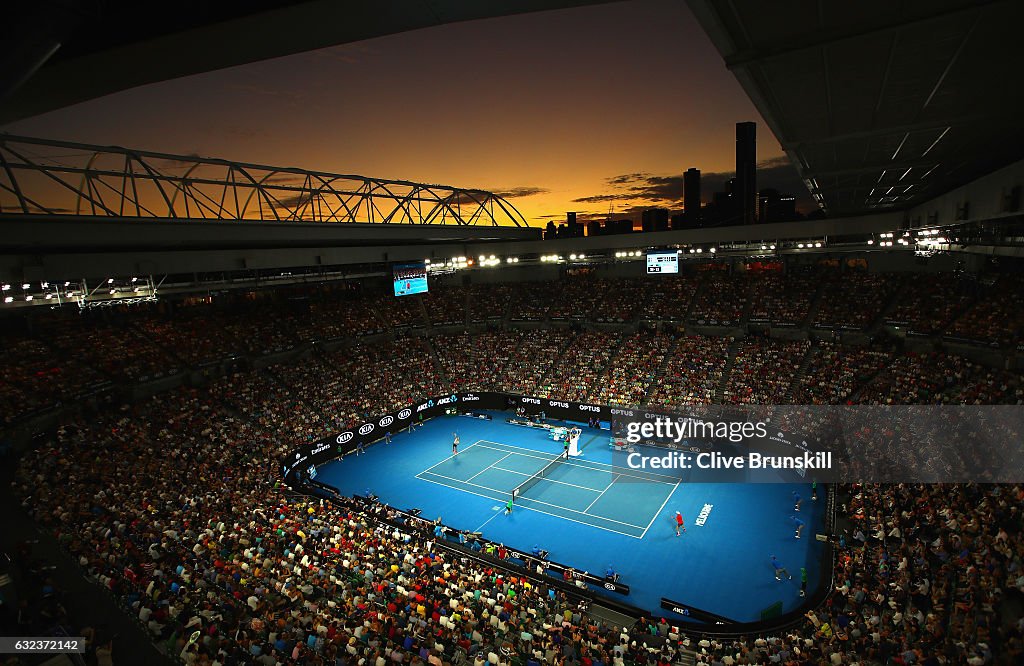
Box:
[336,432,354,445]
[379,416,394,427]
[398,409,412,420]
[358,423,375,436]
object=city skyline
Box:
[0,0,815,226]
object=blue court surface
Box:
[317,412,826,623]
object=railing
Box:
[0,134,528,226]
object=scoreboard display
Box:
[393,262,429,296]
[646,251,679,274]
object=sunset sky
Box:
[1,0,814,226]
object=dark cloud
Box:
[757,155,792,169]
[607,173,649,186]
[571,192,634,204]
[491,186,549,199]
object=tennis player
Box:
[452,432,459,455]
[675,511,686,536]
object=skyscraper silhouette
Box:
[684,167,701,227]
[736,122,756,225]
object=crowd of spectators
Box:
[637,276,698,322]
[272,338,444,432]
[422,287,468,327]
[434,331,518,392]
[535,332,619,402]
[855,351,1023,406]
[6,297,1024,665]
[467,285,513,323]
[38,312,181,382]
[790,342,893,405]
[688,273,749,326]
[747,271,817,326]
[813,273,900,331]
[885,273,979,336]
[493,330,571,395]
[591,331,674,406]
[948,274,1024,347]
[721,338,811,404]
[646,336,731,408]
[0,329,107,425]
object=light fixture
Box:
[3,296,12,304]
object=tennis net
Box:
[511,454,564,503]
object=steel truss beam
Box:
[0,134,528,226]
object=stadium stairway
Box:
[867,276,910,335]
[531,330,574,390]
[781,340,816,403]
[801,279,828,328]
[424,334,450,386]
[845,360,893,404]
[641,335,682,406]
[713,339,742,403]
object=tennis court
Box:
[416,440,679,538]
[316,413,827,623]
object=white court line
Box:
[491,465,603,493]
[476,440,680,485]
[465,453,513,484]
[418,440,484,475]
[416,469,646,529]
[474,508,504,533]
[414,471,643,539]
[583,474,619,513]
[639,479,681,540]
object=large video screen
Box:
[646,251,679,274]
[393,262,429,296]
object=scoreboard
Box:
[646,251,679,274]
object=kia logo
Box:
[398,409,412,420]
[358,424,375,435]
[337,432,354,444]
[379,416,394,427]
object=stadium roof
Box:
[688,0,1024,217]
[0,0,613,124]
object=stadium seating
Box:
[4,271,1024,666]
